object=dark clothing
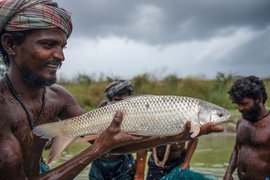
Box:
[146,150,186,180]
[160,167,217,180]
[89,154,135,180]
[39,158,49,174]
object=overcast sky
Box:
[56,0,270,80]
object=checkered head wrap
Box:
[104,80,133,101]
[0,0,72,37]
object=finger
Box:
[199,122,213,133]
[128,133,150,139]
[182,121,191,135]
[210,124,224,132]
[110,111,123,128]
[123,132,150,141]
[200,123,224,135]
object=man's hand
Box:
[105,118,224,155]
[198,122,224,135]
[92,111,147,155]
[179,162,189,170]
[166,121,224,143]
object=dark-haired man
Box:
[89,80,137,180]
[224,76,270,180]
[0,0,223,179]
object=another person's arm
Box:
[111,121,224,154]
[180,138,198,170]
[223,144,237,180]
[223,121,240,180]
[134,150,148,180]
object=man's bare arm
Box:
[180,138,198,170]
[223,144,237,180]
[36,111,146,180]
[110,120,224,154]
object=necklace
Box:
[5,74,45,131]
[153,144,171,168]
[258,110,270,121]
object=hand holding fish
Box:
[91,111,149,155]
[161,121,224,144]
[110,117,224,155]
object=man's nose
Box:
[238,105,244,112]
[52,48,65,61]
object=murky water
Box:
[43,133,238,180]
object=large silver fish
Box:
[33,95,231,163]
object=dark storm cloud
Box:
[58,0,270,44]
[55,0,270,79]
[200,26,270,77]
[227,28,270,65]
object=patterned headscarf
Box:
[0,0,72,37]
[104,80,133,101]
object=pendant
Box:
[30,131,34,140]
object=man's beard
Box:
[242,102,262,123]
[21,67,56,88]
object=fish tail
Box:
[33,122,74,164]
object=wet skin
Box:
[0,28,223,179]
[224,97,270,180]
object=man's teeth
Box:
[47,64,58,68]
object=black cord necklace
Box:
[5,74,45,130]
[258,110,270,121]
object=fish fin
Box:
[190,124,200,138]
[33,121,64,140]
[77,135,98,142]
[33,122,74,164]
[48,136,74,164]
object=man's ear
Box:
[1,33,16,55]
[257,96,263,104]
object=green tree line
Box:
[59,72,270,112]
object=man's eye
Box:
[39,41,55,48]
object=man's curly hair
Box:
[228,76,268,104]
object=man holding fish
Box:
[224,76,270,180]
[0,0,225,179]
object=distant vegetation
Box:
[1,60,269,124]
[58,72,270,115]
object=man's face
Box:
[111,93,130,102]
[12,28,67,87]
[236,97,262,123]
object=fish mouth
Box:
[220,110,231,123]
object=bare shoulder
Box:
[48,84,73,98]
[236,118,244,128]
[47,84,85,119]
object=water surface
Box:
[43,133,238,180]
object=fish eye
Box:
[217,113,224,117]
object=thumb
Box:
[110,111,123,129]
